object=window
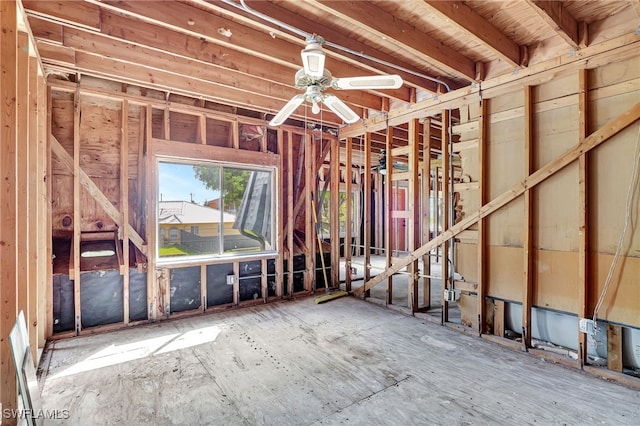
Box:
[169,227,179,239]
[158,161,275,261]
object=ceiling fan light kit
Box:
[269,34,403,127]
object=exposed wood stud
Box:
[145,104,158,321]
[363,133,372,296]
[201,265,207,312]
[477,98,487,336]
[276,128,284,298]
[522,85,534,351]
[330,135,341,289]
[261,259,267,303]
[17,32,30,346]
[408,119,420,313]
[494,300,505,337]
[73,81,82,335]
[345,137,353,292]
[606,324,623,372]
[121,100,130,325]
[304,130,313,292]
[45,85,54,340]
[422,119,432,309]
[577,68,589,368]
[384,126,393,306]
[233,262,239,306]
[354,103,640,297]
[1,0,19,414]
[441,109,451,324]
[37,66,49,350]
[287,131,294,296]
[311,132,318,292]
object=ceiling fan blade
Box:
[333,74,403,90]
[269,94,305,126]
[301,42,325,77]
[322,94,359,124]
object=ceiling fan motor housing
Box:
[294,68,332,90]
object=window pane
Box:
[158,161,274,260]
[225,169,273,253]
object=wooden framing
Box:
[408,119,420,312]
[276,128,284,298]
[1,0,19,414]
[305,130,313,293]
[577,68,590,368]
[441,109,451,323]
[287,130,294,295]
[522,85,534,350]
[121,100,130,324]
[73,82,82,333]
[384,127,393,305]
[0,6,637,413]
[476,99,487,335]
[146,104,158,321]
[353,102,640,297]
[421,119,432,310]
[330,136,340,289]
[345,138,353,292]
[363,133,372,294]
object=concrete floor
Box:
[39,297,638,426]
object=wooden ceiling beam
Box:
[38,41,352,126]
[21,0,101,30]
[306,0,476,82]
[525,0,579,49]
[422,1,523,68]
[30,16,382,113]
[85,0,411,104]
[230,0,457,95]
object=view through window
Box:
[158,161,275,260]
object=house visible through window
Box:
[157,161,275,261]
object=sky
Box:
[158,162,220,205]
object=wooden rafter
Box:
[353,102,640,297]
[305,0,476,82]
[232,0,456,94]
[422,1,523,68]
[525,0,579,49]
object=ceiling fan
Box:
[269,35,403,126]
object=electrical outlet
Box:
[579,318,595,334]
[443,289,457,302]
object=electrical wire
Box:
[592,126,640,342]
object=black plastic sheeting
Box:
[53,270,148,333]
[129,270,148,321]
[53,274,75,333]
[239,260,262,302]
[81,270,123,328]
[206,263,234,306]
[169,267,202,313]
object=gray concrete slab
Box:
[39,297,639,425]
